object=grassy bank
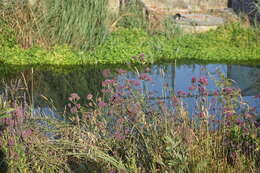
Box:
[0,67,259,172]
[1,22,260,65]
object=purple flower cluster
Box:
[116,69,127,75]
[87,94,93,100]
[68,93,80,101]
[223,108,234,118]
[109,94,124,104]
[0,106,26,128]
[139,73,152,81]
[254,93,260,98]
[222,88,235,95]
[68,102,81,114]
[127,79,141,86]
[98,101,107,108]
[198,76,208,86]
[177,90,186,97]
[102,79,116,87]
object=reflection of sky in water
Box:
[5,63,256,119]
[117,63,260,116]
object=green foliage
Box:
[0,19,17,48]
[40,0,109,50]
[0,0,109,50]
[0,23,260,65]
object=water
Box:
[1,62,260,116]
[117,63,260,116]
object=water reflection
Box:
[0,63,260,115]
[117,63,260,115]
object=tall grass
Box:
[40,0,109,50]
[0,0,46,48]
[0,0,109,50]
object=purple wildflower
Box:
[188,85,196,91]
[198,76,208,86]
[109,169,117,173]
[102,79,116,87]
[226,121,231,127]
[21,130,32,138]
[226,111,234,118]
[98,101,107,108]
[223,88,234,95]
[5,118,15,127]
[116,69,127,75]
[69,93,80,101]
[8,138,15,146]
[213,91,219,96]
[187,92,192,97]
[110,95,123,104]
[249,107,256,113]
[254,93,260,98]
[76,104,81,109]
[139,73,152,81]
[244,113,253,119]
[177,90,186,97]
[87,94,93,100]
[199,86,208,96]
[70,106,78,114]
[236,119,243,126]
[191,77,196,83]
[128,79,141,86]
[13,107,25,125]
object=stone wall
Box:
[141,0,229,13]
[107,0,230,16]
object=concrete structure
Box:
[140,0,229,14]
[108,0,121,15]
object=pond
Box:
[1,62,260,118]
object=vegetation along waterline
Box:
[0,0,260,172]
[1,23,260,65]
[0,65,259,172]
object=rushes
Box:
[0,0,109,50]
[40,0,109,50]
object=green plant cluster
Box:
[0,0,108,50]
[1,23,260,65]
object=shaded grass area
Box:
[0,23,260,65]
